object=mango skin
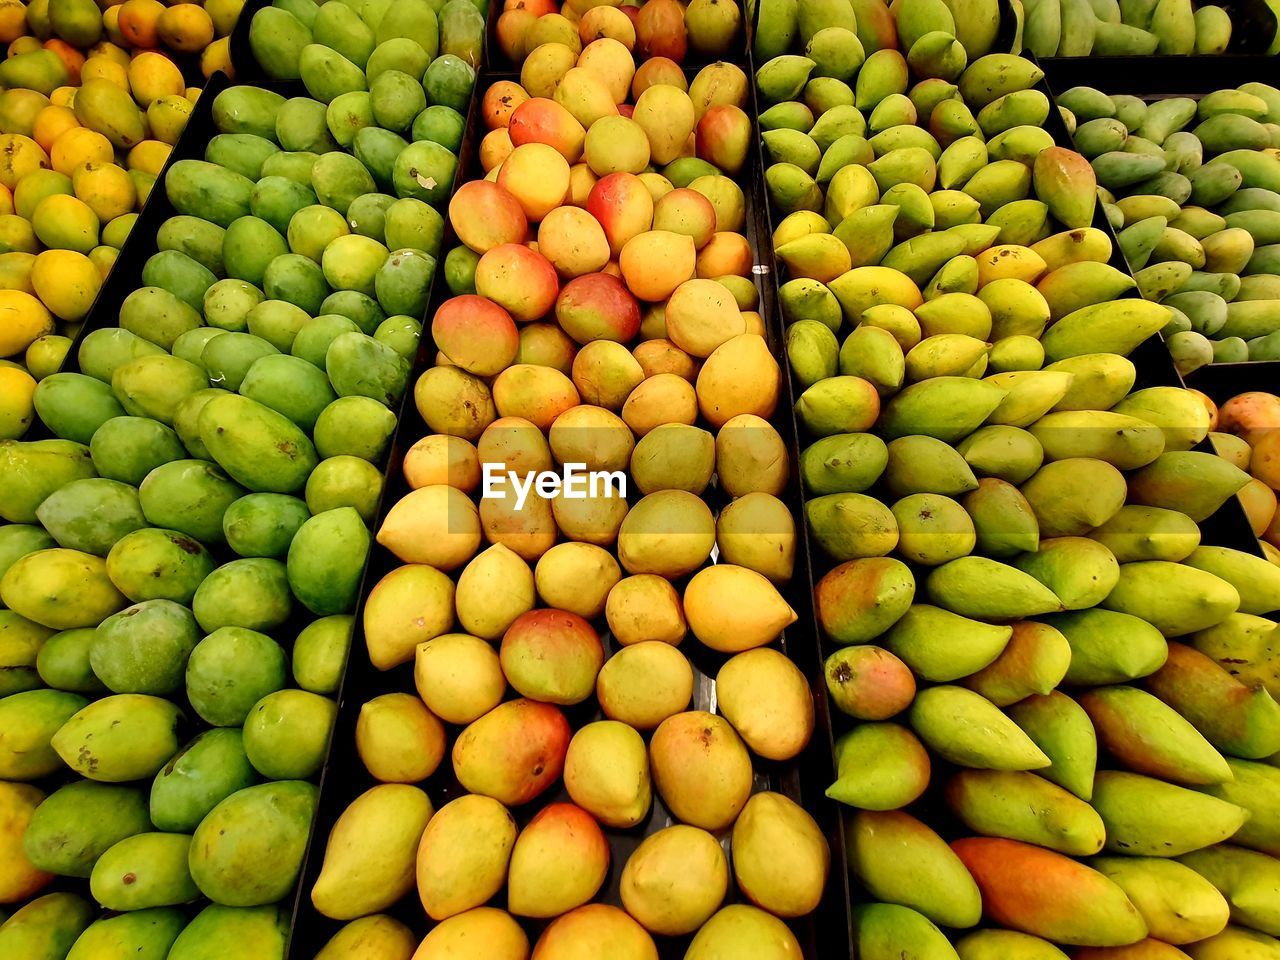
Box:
[166,904,288,960]
[198,394,319,495]
[65,909,187,960]
[51,693,182,783]
[314,915,416,960]
[0,893,95,960]
[22,780,151,878]
[189,781,318,908]
[150,728,257,833]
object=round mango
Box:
[50,126,112,176]
[32,193,98,253]
[0,364,36,438]
[0,288,54,355]
[71,160,135,222]
[0,134,49,189]
[30,249,101,322]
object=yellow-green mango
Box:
[166,904,287,960]
[945,769,1105,855]
[1012,536,1119,609]
[1087,505,1201,563]
[1021,457,1127,537]
[1103,560,1239,637]
[1184,545,1280,616]
[1008,691,1098,800]
[51,694,182,782]
[1092,771,1247,856]
[89,832,197,912]
[910,685,1050,769]
[1045,353,1136,411]
[1091,856,1230,946]
[1202,759,1280,857]
[827,722,931,809]
[1045,607,1169,686]
[1179,845,1280,936]
[0,893,94,960]
[65,910,186,960]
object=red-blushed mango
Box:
[449,180,528,254]
[416,794,516,921]
[652,187,717,249]
[1217,390,1280,445]
[377,484,482,570]
[665,278,746,358]
[650,710,752,831]
[414,633,506,726]
[633,338,698,381]
[453,699,570,807]
[814,557,916,645]
[518,321,577,373]
[500,608,605,705]
[586,172,654,257]
[496,10,535,62]
[1032,147,1098,230]
[413,907,529,960]
[475,243,560,323]
[631,55,687,99]
[478,415,554,476]
[492,363,580,430]
[538,206,611,277]
[696,104,751,175]
[620,229,696,301]
[635,0,686,61]
[507,803,608,919]
[953,837,1148,947]
[508,97,586,162]
[431,295,519,376]
[532,903,658,960]
[963,620,1072,707]
[483,80,530,129]
[697,230,754,278]
[824,645,917,720]
[555,272,641,344]
[577,37,637,104]
[697,333,781,428]
[497,142,572,222]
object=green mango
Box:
[0,893,94,960]
[167,905,287,960]
[89,417,186,487]
[0,688,87,779]
[65,910,186,960]
[89,833,198,911]
[32,372,124,444]
[23,780,150,876]
[186,626,288,727]
[191,558,292,634]
[90,599,200,696]
[0,438,96,524]
[105,527,214,605]
[150,728,256,833]
[138,460,245,545]
[292,615,353,695]
[198,394,318,494]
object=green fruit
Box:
[0,438,97,524]
[35,477,145,556]
[64,909,186,960]
[32,372,124,444]
[139,460,245,545]
[185,627,288,727]
[90,599,199,695]
[221,493,310,559]
[35,627,104,693]
[292,615,352,695]
[286,506,371,615]
[198,394,319,494]
[150,728,256,833]
[205,134,279,182]
[51,693,182,782]
[89,833,198,912]
[0,688,87,779]
[105,528,214,605]
[313,396,397,461]
[191,558,292,634]
[242,688,337,780]
[167,904,287,960]
[189,781,318,907]
[0,893,95,960]
[23,780,150,876]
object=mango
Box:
[1093,771,1247,856]
[91,598,199,695]
[1022,457,1128,538]
[506,802,608,920]
[1006,691,1097,801]
[65,910,187,960]
[166,904,287,960]
[963,477,1041,557]
[454,698,569,807]
[499,609,603,706]
[1081,685,1230,786]
[852,903,957,960]
[911,685,1051,770]
[311,784,432,921]
[186,627,287,727]
[947,769,1105,855]
[242,689,335,780]
[954,837,1147,946]
[0,892,95,960]
[89,832,196,912]
[650,710,752,831]
[716,647,813,761]
[416,794,516,922]
[150,728,255,834]
[1092,856,1230,946]
[881,604,1011,681]
[815,556,915,644]
[22,780,149,877]
[799,433,886,495]
[963,621,1071,706]
[827,722,932,809]
[849,809,982,928]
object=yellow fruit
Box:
[145,95,190,145]
[80,55,129,90]
[0,215,37,254]
[30,249,101,322]
[87,41,131,68]
[31,104,78,154]
[0,364,36,438]
[0,183,12,216]
[126,51,184,108]
[0,251,35,293]
[977,244,1049,285]
[31,194,98,253]
[72,160,135,222]
[205,0,243,37]
[49,126,111,176]
[156,3,213,53]
[102,4,125,46]
[88,244,116,279]
[0,781,52,903]
[126,139,170,175]
[0,0,28,44]
[0,289,54,356]
[200,36,232,81]
[0,134,49,190]
[48,87,75,109]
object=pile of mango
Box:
[1063,83,1280,368]
[0,13,475,958]
[0,2,230,398]
[1,0,240,78]
[297,46,836,960]
[1023,0,1235,57]
[751,4,1280,955]
[494,0,741,65]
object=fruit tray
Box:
[228,0,498,84]
[21,70,242,431]
[1186,354,1280,395]
[279,62,854,960]
[751,53,1270,936]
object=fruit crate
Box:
[17,67,474,937]
[751,50,1269,931]
[279,62,854,960]
[21,70,241,421]
[1035,0,1279,70]
[1186,354,1280,395]
[229,0,499,83]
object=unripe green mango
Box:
[0,893,94,960]
[1093,771,1247,856]
[827,722,931,809]
[0,688,87,780]
[0,439,96,524]
[186,626,288,727]
[65,909,186,960]
[90,832,198,912]
[52,693,182,783]
[910,685,1051,769]
[23,780,150,876]
[90,417,187,487]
